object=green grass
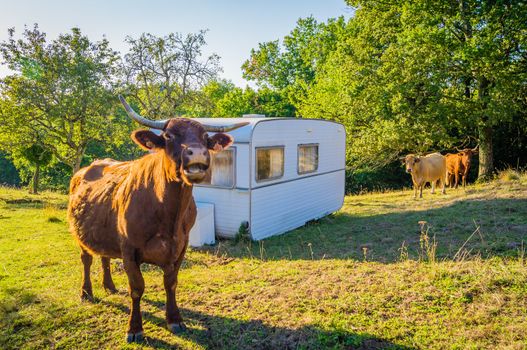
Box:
[0,174,526,349]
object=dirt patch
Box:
[5,199,43,205]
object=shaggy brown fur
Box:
[68,118,234,342]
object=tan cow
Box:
[401,152,447,199]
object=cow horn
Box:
[471,144,479,152]
[200,122,250,133]
[119,95,166,130]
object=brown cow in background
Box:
[445,146,478,188]
[401,152,447,199]
[68,96,247,342]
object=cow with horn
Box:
[445,145,478,188]
[68,95,248,342]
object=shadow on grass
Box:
[196,198,527,263]
[100,298,415,350]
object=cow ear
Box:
[207,133,234,152]
[132,130,165,150]
[414,157,420,163]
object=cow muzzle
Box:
[406,168,412,173]
[182,145,210,182]
[183,163,208,182]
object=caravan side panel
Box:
[193,188,250,237]
[250,170,345,240]
[249,119,345,240]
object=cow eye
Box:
[163,133,174,140]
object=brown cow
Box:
[445,153,463,188]
[445,146,478,188]
[401,152,447,199]
[68,96,247,343]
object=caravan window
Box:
[298,144,318,174]
[201,148,235,188]
[256,147,284,181]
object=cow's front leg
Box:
[430,180,436,194]
[122,247,145,343]
[163,264,186,334]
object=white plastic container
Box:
[188,202,215,247]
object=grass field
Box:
[0,172,526,349]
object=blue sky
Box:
[0,0,353,86]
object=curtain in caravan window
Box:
[256,147,284,181]
[298,144,318,174]
[202,149,234,187]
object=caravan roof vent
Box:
[242,114,266,118]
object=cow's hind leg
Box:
[430,180,436,194]
[80,248,94,302]
[123,248,145,343]
[101,257,117,294]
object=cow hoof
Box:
[126,331,144,343]
[80,291,94,303]
[105,287,118,294]
[169,322,187,334]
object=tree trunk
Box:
[478,124,494,180]
[73,160,82,175]
[477,76,493,181]
[30,163,40,194]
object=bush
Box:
[0,153,20,186]
[345,161,408,194]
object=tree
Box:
[121,31,221,119]
[213,86,295,118]
[300,1,527,178]
[18,144,52,193]
[0,25,119,174]
[242,16,346,113]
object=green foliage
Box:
[233,221,251,245]
[0,25,119,173]
[20,144,52,166]
[214,86,295,118]
[242,16,346,114]
[301,0,527,176]
[183,81,295,118]
[0,152,20,185]
[243,2,527,182]
[345,162,408,194]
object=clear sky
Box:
[0,0,352,87]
